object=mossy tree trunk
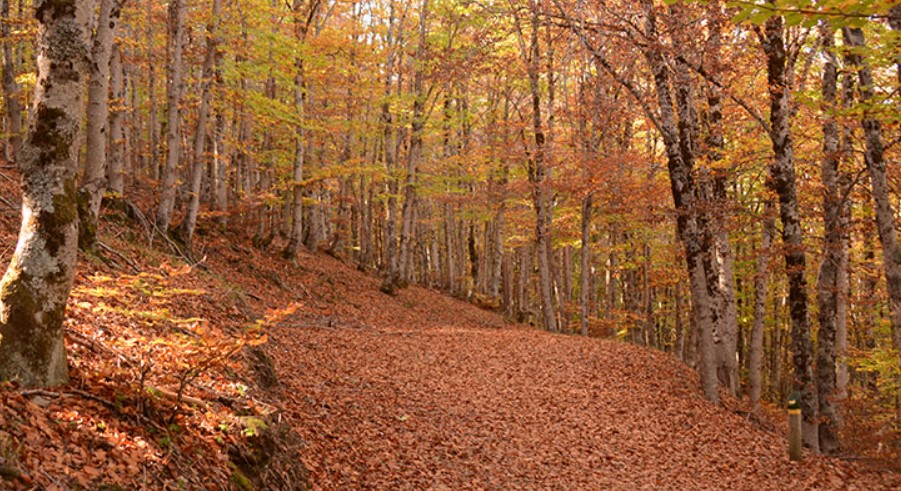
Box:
[0,0,90,387]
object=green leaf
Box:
[748,9,775,25]
[784,11,804,26]
[731,7,752,24]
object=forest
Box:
[0,0,899,488]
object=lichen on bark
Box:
[0,0,87,387]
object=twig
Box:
[18,387,166,432]
[146,385,210,411]
[18,388,61,399]
[151,219,195,265]
[0,194,19,211]
[64,328,136,367]
[97,240,140,272]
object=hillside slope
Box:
[0,166,898,489]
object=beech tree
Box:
[0,0,21,163]
[78,0,126,249]
[760,13,817,451]
[155,0,186,233]
[842,25,901,368]
[0,0,90,386]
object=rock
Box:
[30,395,52,408]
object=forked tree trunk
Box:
[0,0,90,387]
[640,0,717,402]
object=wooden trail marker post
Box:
[788,392,802,461]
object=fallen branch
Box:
[18,388,166,433]
[97,240,140,272]
[65,328,136,367]
[145,385,210,411]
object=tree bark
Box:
[842,26,901,367]
[145,0,158,180]
[524,4,556,332]
[581,193,592,336]
[750,201,774,410]
[0,0,90,386]
[155,0,186,233]
[1,0,22,162]
[393,0,429,289]
[815,25,840,454]
[79,0,124,249]
[284,0,319,259]
[761,15,817,451]
[640,0,717,402]
[177,0,223,250]
[106,43,125,195]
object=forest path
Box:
[261,259,896,490]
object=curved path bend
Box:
[267,284,898,490]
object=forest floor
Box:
[268,268,901,490]
[0,168,899,489]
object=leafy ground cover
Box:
[0,168,899,489]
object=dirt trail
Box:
[265,275,900,490]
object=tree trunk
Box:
[79,0,124,249]
[394,0,429,288]
[106,43,126,195]
[640,0,717,402]
[0,0,90,387]
[842,26,901,366]
[761,15,817,451]
[581,194,592,336]
[525,5,556,332]
[146,0,158,180]
[155,0,186,233]
[834,68,853,404]
[750,201,774,410]
[177,0,222,250]
[284,0,317,259]
[1,0,22,162]
[815,25,841,454]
